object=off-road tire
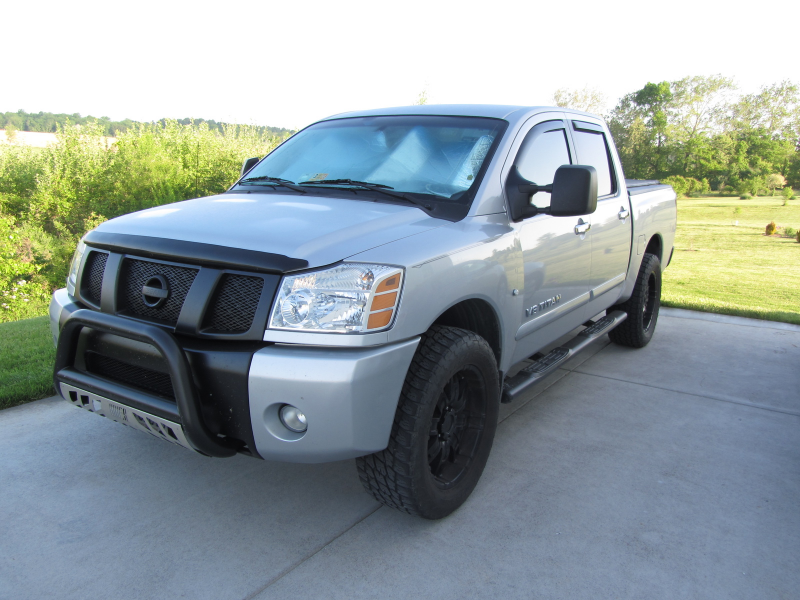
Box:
[608,253,661,348]
[356,325,500,519]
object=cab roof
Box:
[320,104,604,130]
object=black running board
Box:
[501,310,627,404]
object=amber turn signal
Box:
[367,310,393,329]
[370,292,397,311]
[376,275,400,294]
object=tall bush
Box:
[0,120,285,321]
[0,216,50,321]
[660,175,710,198]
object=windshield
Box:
[239,115,506,201]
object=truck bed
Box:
[626,179,673,195]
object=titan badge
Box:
[525,294,562,318]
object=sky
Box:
[3,0,798,130]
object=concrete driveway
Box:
[1,308,798,600]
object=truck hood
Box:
[94,192,445,269]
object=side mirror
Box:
[549,165,598,217]
[240,156,260,177]
[505,164,598,222]
[505,166,540,222]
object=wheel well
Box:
[432,299,502,365]
[644,234,663,263]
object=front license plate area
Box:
[60,383,195,452]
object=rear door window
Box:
[571,121,615,197]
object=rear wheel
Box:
[356,325,500,519]
[608,253,661,348]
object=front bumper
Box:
[248,338,419,462]
[50,289,419,463]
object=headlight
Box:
[66,238,87,296]
[269,263,403,334]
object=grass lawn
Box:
[662,196,800,324]
[0,316,56,409]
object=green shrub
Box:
[797,230,800,243]
[0,216,51,323]
[785,226,796,237]
[765,221,777,235]
[0,119,286,318]
[783,186,794,200]
[767,174,787,195]
[737,177,766,197]
[740,193,752,200]
[661,175,710,198]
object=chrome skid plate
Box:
[59,383,195,452]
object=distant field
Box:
[0,129,117,148]
[662,196,800,325]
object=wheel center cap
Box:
[440,411,458,438]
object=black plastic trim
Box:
[58,367,180,422]
[571,120,605,133]
[176,268,222,336]
[77,250,107,310]
[87,252,280,341]
[100,253,122,313]
[74,250,99,310]
[54,309,238,458]
[84,231,308,274]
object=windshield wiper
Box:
[239,176,307,193]
[299,179,431,209]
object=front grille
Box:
[83,251,108,305]
[85,352,175,399]
[203,274,265,333]
[118,259,198,325]
[77,248,275,339]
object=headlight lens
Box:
[66,239,87,295]
[269,263,403,334]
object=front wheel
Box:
[608,253,661,348]
[356,325,500,519]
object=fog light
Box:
[279,405,307,433]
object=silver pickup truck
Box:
[50,105,676,519]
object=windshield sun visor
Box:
[232,115,508,221]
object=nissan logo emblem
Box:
[142,275,170,308]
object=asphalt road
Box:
[1,308,798,600]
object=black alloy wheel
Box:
[428,367,487,488]
[357,325,500,519]
[608,253,662,348]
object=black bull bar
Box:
[53,309,237,458]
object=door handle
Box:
[574,219,591,235]
[618,207,630,220]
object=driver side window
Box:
[515,125,572,208]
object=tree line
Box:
[1,109,292,139]
[554,76,799,197]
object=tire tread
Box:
[608,253,661,348]
[356,325,497,517]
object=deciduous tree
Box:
[552,87,607,114]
